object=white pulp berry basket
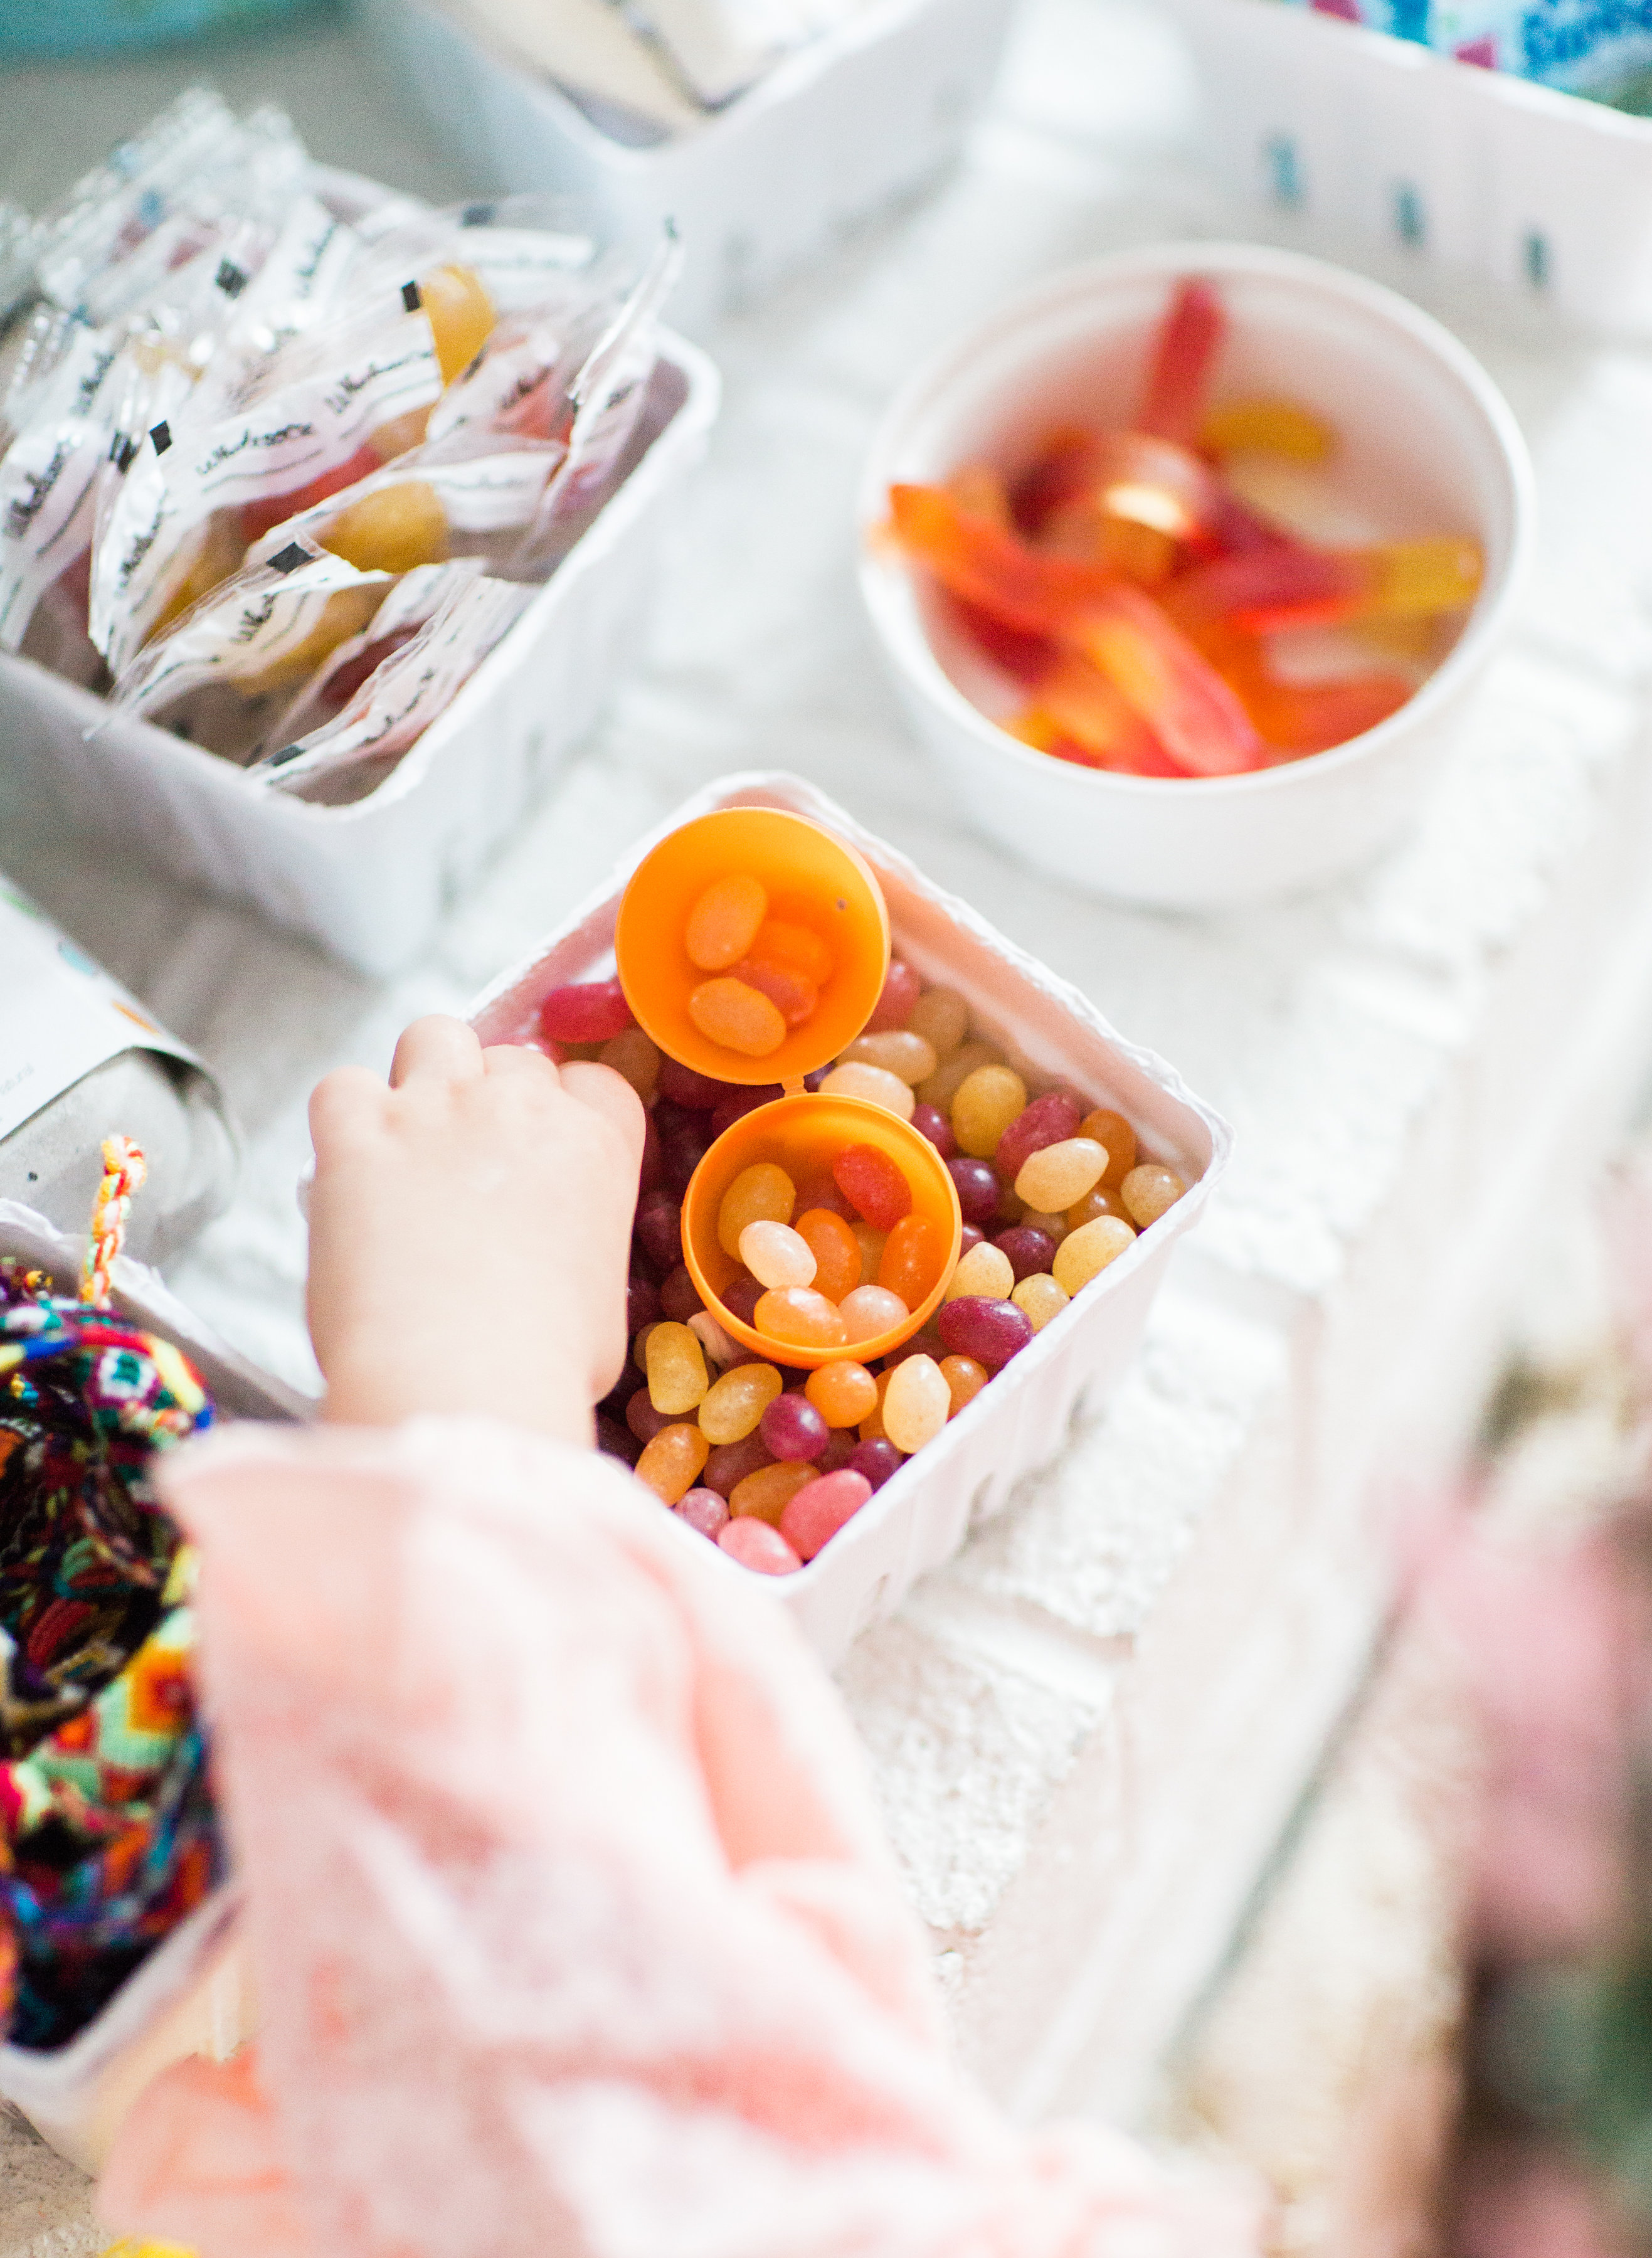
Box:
[468,771,1233,1665]
[1165,0,1652,332]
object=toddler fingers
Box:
[481,1042,559,1079]
[558,1060,647,1150]
[309,1064,389,1156]
[390,1015,484,1089]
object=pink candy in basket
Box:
[469,771,1232,1664]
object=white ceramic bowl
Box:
[858,241,1535,910]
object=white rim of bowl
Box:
[858,240,1537,799]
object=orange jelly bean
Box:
[686,873,769,971]
[634,1421,711,1505]
[805,1360,879,1428]
[730,1460,819,1525]
[753,1286,849,1351]
[795,1208,861,1303]
[733,955,817,1026]
[939,1354,990,1416]
[878,1213,941,1310]
[688,977,787,1058]
[859,1367,895,1442]
[747,919,834,986]
[1079,1109,1136,1188]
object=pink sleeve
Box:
[98,1419,1259,2258]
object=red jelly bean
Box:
[540,978,633,1045]
[719,1519,802,1575]
[947,1157,1000,1226]
[911,1102,956,1160]
[702,1431,772,1498]
[657,1059,730,1110]
[635,1190,683,1273]
[849,1436,902,1491]
[660,1265,704,1322]
[936,1296,1034,1370]
[995,1092,1082,1183]
[733,956,817,1027]
[867,959,923,1032]
[597,1413,640,1468]
[832,1143,914,1229]
[995,1226,1057,1283]
[760,1392,830,1463]
[626,1386,674,1445]
[780,1469,873,1561]
[711,1084,783,1137]
[677,1487,729,1539]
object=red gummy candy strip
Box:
[1137,280,1226,448]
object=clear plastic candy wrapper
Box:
[0,91,681,803]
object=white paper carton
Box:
[468,773,1234,1664]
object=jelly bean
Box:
[687,1310,740,1369]
[646,1321,708,1414]
[1018,1207,1070,1242]
[882,1355,950,1453]
[906,986,969,1059]
[711,1084,783,1136]
[1016,1137,1108,1213]
[719,1517,803,1574]
[1012,1273,1069,1332]
[739,1220,817,1291]
[699,1360,783,1444]
[945,1241,1015,1302]
[702,1430,772,1498]
[1065,1184,1131,1231]
[729,1461,818,1525]
[1053,1216,1136,1293]
[952,1065,1029,1159]
[939,1354,990,1416]
[947,1157,1001,1226]
[867,958,924,1032]
[685,872,768,972]
[879,1214,942,1310]
[717,1163,796,1256]
[839,1285,910,1344]
[850,1222,888,1284]
[832,1143,913,1229]
[421,262,495,386]
[1199,397,1333,462]
[635,1421,711,1504]
[626,1386,673,1446]
[818,1428,859,1473]
[660,1116,712,1198]
[839,1031,938,1086]
[748,920,834,985]
[760,1391,830,1462]
[689,977,787,1059]
[660,1265,704,1323]
[754,1286,849,1351]
[795,1209,861,1303]
[995,1177,1024,1226]
[732,955,817,1026]
[958,1224,987,1256]
[818,1062,916,1120]
[886,1324,948,1365]
[850,1436,902,1491]
[324,480,448,574]
[911,1102,956,1160]
[805,1360,879,1428]
[658,1061,729,1110]
[859,1368,894,1441]
[917,1039,1005,1112]
[540,978,633,1044]
[677,1487,729,1540]
[1079,1110,1136,1188]
[936,1295,1034,1370]
[597,1413,640,1468]
[995,1226,1056,1282]
[792,1167,854,1220]
[995,1091,1082,1183]
[638,1111,662,1197]
[599,1027,659,1104]
[634,1188,683,1273]
[1121,1164,1187,1226]
[721,1272,763,1328]
[780,1469,872,1561]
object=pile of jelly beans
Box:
[681,872,836,1058]
[541,958,1190,1577]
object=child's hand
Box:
[305,1016,644,1440]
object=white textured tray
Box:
[1165,0,1652,332]
[358,0,1016,332]
[469,771,1233,1664]
[0,1202,308,2175]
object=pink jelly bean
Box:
[677,1487,730,1539]
[780,1469,873,1561]
[719,1517,803,1574]
[995,1092,1081,1182]
[702,1431,772,1498]
[539,978,633,1044]
[867,959,923,1032]
[911,1102,956,1160]
[936,1295,1034,1370]
[760,1391,830,1462]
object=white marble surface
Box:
[9,0,1652,2242]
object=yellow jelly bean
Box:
[635,1421,710,1503]
[805,1360,879,1427]
[322,480,449,573]
[1121,1164,1187,1227]
[699,1360,784,1443]
[950,1064,1028,1159]
[689,976,787,1058]
[1199,397,1334,462]
[945,1241,1015,1301]
[421,262,496,386]
[906,985,969,1058]
[686,872,769,971]
[717,1163,796,1257]
[837,1031,938,1086]
[754,1286,849,1351]
[917,1039,1004,1112]
[939,1353,990,1414]
[817,1063,916,1120]
[1053,1217,1135,1294]
[730,1460,818,1524]
[739,1219,817,1290]
[1015,1137,1108,1213]
[598,1026,659,1104]
[646,1321,709,1415]
[1012,1273,1069,1332]
[881,1354,950,1454]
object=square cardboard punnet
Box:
[0,167,721,979]
[0,1201,312,2174]
[357,0,1017,334]
[468,771,1234,1665]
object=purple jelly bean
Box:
[711,1084,783,1137]
[634,1188,683,1273]
[702,1431,771,1498]
[995,1226,1056,1283]
[911,1102,956,1160]
[947,1156,1001,1225]
[626,1387,674,1445]
[660,1264,704,1322]
[936,1295,1034,1371]
[849,1436,902,1492]
[596,1413,641,1467]
[958,1224,985,1258]
[721,1271,763,1327]
[638,1111,662,1196]
[626,1275,662,1337]
[994,1091,1081,1182]
[660,1120,712,1198]
[677,1487,730,1539]
[761,1391,830,1463]
[657,1060,731,1110]
[817,1427,858,1473]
